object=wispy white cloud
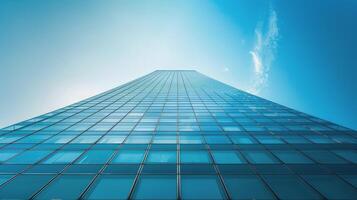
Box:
[249,8,279,94]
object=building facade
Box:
[0,70,356,199]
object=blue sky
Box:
[0,0,356,129]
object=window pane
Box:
[6,150,52,164]
[125,136,152,144]
[181,175,226,199]
[42,150,82,164]
[303,151,347,164]
[44,135,76,143]
[205,136,231,144]
[223,175,273,199]
[35,175,94,199]
[230,135,257,144]
[242,151,280,164]
[179,136,203,144]
[303,175,357,199]
[181,151,211,163]
[0,174,54,199]
[332,150,357,163]
[263,175,321,200]
[0,175,13,185]
[98,136,126,144]
[132,175,176,199]
[76,150,114,164]
[146,151,176,163]
[71,135,101,144]
[112,150,145,164]
[85,175,135,199]
[0,150,22,162]
[272,150,313,164]
[211,151,246,164]
[152,136,177,144]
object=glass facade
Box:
[0,70,356,199]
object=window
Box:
[223,175,273,199]
[242,151,280,164]
[76,150,114,164]
[42,150,83,164]
[6,150,52,164]
[132,175,176,199]
[112,150,145,164]
[71,135,101,144]
[179,136,203,144]
[272,150,313,164]
[152,136,176,144]
[35,175,94,199]
[44,135,76,143]
[211,151,246,164]
[303,151,347,164]
[181,175,226,199]
[230,135,257,144]
[181,151,211,163]
[255,136,284,144]
[303,175,357,199]
[0,174,54,199]
[0,175,13,185]
[98,136,126,144]
[84,175,135,199]
[125,136,152,144]
[0,150,22,162]
[205,136,231,144]
[332,150,357,163]
[340,175,357,188]
[146,151,176,164]
[263,175,321,199]
[16,135,52,143]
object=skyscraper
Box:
[0,70,356,199]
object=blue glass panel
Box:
[85,175,135,199]
[211,151,246,164]
[0,150,22,162]
[112,150,145,164]
[181,151,211,163]
[71,135,101,144]
[35,175,94,199]
[341,175,357,188]
[133,175,176,199]
[205,135,231,144]
[263,175,321,199]
[44,135,76,143]
[272,150,313,164]
[98,136,126,144]
[0,175,13,185]
[223,175,274,199]
[0,135,22,143]
[230,135,257,144]
[76,150,114,164]
[125,136,152,144]
[6,150,52,164]
[42,150,83,164]
[179,135,203,144]
[146,151,177,163]
[304,150,348,164]
[303,175,357,199]
[333,150,357,163]
[242,151,280,164]
[0,174,54,199]
[181,175,226,199]
[152,136,177,144]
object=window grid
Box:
[0,70,355,199]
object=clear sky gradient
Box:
[0,0,356,129]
